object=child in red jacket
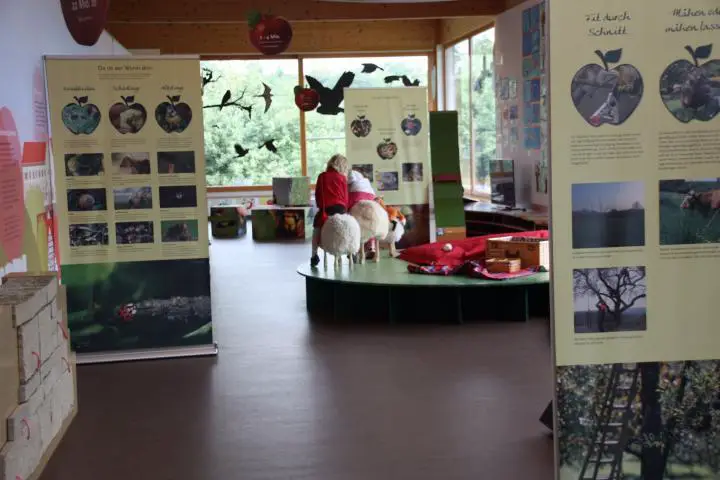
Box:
[311,154,349,267]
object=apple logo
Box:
[61,96,101,135]
[376,138,398,160]
[350,115,372,138]
[401,113,422,136]
[109,96,147,134]
[660,44,720,123]
[570,49,643,127]
[155,95,193,134]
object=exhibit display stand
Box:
[549,1,720,478]
[44,56,216,363]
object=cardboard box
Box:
[252,206,312,241]
[486,236,550,269]
[486,258,522,274]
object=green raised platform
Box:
[297,258,549,323]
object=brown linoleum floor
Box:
[41,225,555,480]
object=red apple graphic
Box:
[570,49,643,127]
[293,86,319,112]
[61,96,101,135]
[0,108,24,262]
[376,138,398,160]
[109,96,147,134]
[248,11,293,56]
[155,96,193,134]
[59,0,110,47]
[350,115,372,138]
[660,44,720,123]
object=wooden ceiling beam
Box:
[108,0,506,23]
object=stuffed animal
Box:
[375,197,406,225]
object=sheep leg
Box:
[373,238,380,263]
[334,255,341,270]
[347,253,353,270]
[323,250,328,269]
[360,246,365,264]
[389,239,396,258]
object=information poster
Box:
[344,87,430,248]
[45,56,214,360]
[550,1,720,478]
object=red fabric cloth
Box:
[348,191,376,210]
[315,169,349,212]
[398,230,549,267]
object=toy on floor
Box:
[349,200,389,263]
[320,213,361,269]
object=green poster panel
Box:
[429,112,466,232]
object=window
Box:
[444,27,496,195]
[201,59,301,187]
[303,55,429,180]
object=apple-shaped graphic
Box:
[59,0,109,47]
[61,96,101,135]
[248,11,293,56]
[401,113,422,136]
[293,86,319,111]
[109,96,147,135]
[155,96,193,134]
[0,108,24,262]
[660,44,720,123]
[376,138,398,160]
[350,115,372,138]
[570,49,644,127]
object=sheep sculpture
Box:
[349,200,389,263]
[320,213,361,269]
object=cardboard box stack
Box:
[0,274,76,480]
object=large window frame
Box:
[441,24,496,199]
[202,53,434,193]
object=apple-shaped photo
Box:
[401,113,422,136]
[155,96,193,134]
[376,138,398,160]
[570,49,644,127]
[659,44,720,123]
[350,115,372,138]
[109,96,147,134]
[61,96,101,135]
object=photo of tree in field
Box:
[572,182,645,249]
[659,179,720,245]
[557,361,720,480]
[573,266,646,333]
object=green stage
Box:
[297,258,549,323]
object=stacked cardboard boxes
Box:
[0,274,76,480]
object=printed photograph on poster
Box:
[530,78,542,101]
[571,51,643,127]
[161,220,199,242]
[509,104,519,120]
[61,95,101,135]
[400,113,423,136]
[534,160,548,194]
[659,178,720,245]
[524,127,541,150]
[350,115,373,138]
[69,223,109,247]
[401,163,423,182]
[500,78,510,100]
[659,44,720,123]
[524,80,533,102]
[116,221,154,245]
[522,8,531,33]
[158,151,196,174]
[571,182,645,249]
[159,186,198,208]
[557,361,720,480]
[155,95,193,134]
[64,153,104,177]
[61,259,212,354]
[376,138,398,160]
[376,171,399,191]
[113,187,152,210]
[109,96,148,134]
[573,266,647,334]
[111,152,151,175]
[67,188,107,212]
[351,164,373,180]
[509,79,517,99]
[522,58,534,79]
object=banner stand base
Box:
[76,343,218,365]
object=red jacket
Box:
[315,169,348,211]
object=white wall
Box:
[0,0,127,277]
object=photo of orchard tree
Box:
[557,361,720,479]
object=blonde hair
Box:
[326,154,349,176]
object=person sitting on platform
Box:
[310,154,349,267]
[347,169,381,260]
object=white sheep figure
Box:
[349,200,390,264]
[320,214,361,269]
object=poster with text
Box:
[344,87,430,247]
[550,1,720,478]
[44,56,213,358]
